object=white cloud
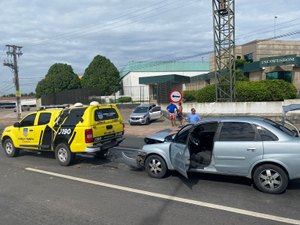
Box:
[0,0,299,94]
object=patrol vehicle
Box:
[1,101,124,166]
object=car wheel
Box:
[145,155,167,178]
[253,164,288,194]
[3,138,19,157]
[145,118,150,125]
[55,143,75,166]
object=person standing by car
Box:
[186,107,201,124]
[176,102,183,127]
[166,101,177,127]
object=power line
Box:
[26,0,196,47]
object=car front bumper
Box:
[122,150,146,169]
[129,118,147,124]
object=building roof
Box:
[139,74,190,84]
[120,61,209,78]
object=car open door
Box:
[149,106,162,120]
[169,125,192,178]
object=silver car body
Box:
[129,104,162,125]
[140,117,300,180]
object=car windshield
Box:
[263,118,295,137]
[133,107,148,113]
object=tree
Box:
[81,55,121,95]
[35,63,81,98]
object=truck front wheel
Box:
[3,138,19,157]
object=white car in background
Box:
[129,104,162,125]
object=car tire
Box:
[253,164,288,194]
[3,138,19,157]
[146,118,150,125]
[145,155,167,178]
[55,143,75,166]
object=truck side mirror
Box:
[13,122,21,127]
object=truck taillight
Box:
[85,129,93,143]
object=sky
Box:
[0,0,300,95]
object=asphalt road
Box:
[0,135,300,225]
[0,109,300,225]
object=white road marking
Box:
[26,167,300,225]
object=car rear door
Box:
[213,122,263,175]
[34,112,53,150]
[169,124,193,178]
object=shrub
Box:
[195,80,297,102]
[183,90,197,102]
[117,96,132,103]
[196,84,216,102]
[236,80,297,101]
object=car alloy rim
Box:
[57,148,68,162]
[149,159,162,174]
[259,169,282,190]
[5,142,13,154]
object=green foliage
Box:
[183,90,197,102]
[236,80,297,101]
[196,84,216,102]
[35,63,81,98]
[117,96,132,103]
[235,70,249,81]
[235,58,248,70]
[81,55,121,95]
[195,79,297,102]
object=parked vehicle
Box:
[129,104,162,125]
[123,116,300,194]
[14,105,30,112]
[2,101,125,166]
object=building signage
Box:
[260,55,296,67]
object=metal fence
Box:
[41,88,103,105]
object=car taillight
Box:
[85,129,93,143]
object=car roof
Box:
[200,116,268,124]
[137,104,156,107]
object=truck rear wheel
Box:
[55,143,75,166]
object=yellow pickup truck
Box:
[1,102,124,166]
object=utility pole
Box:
[212,0,236,102]
[3,45,23,120]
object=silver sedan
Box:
[124,116,300,194]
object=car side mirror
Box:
[164,134,175,142]
[13,122,21,127]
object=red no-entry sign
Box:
[170,90,182,103]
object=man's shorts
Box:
[169,113,176,120]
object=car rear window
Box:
[95,108,119,121]
[263,118,295,137]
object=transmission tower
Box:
[212,0,236,102]
[3,45,23,120]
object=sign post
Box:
[170,90,183,103]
